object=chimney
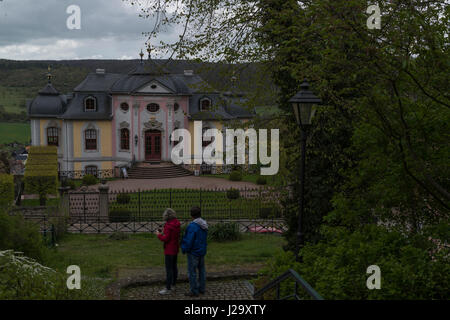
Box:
[184,70,194,76]
[96,69,106,75]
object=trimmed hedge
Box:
[0,174,14,207]
[24,147,58,206]
[256,176,267,185]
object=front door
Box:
[145,130,162,161]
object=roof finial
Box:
[139,49,144,62]
[47,65,52,83]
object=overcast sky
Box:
[0,0,178,60]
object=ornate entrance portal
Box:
[145,130,162,162]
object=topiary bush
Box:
[116,193,131,204]
[208,222,241,242]
[226,188,240,200]
[229,170,242,181]
[109,208,132,223]
[256,176,267,185]
[82,174,98,186]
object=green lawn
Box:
[110,188,283,220]
[45,233,285,279]
[0,122,30,144]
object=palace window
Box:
[85,165,98,177]
[120,128,130,150]
[85,129,97,150]
[147,103,160,113]
[85,97,97,112]
[120,102,129,112]
[47,127,59,146]
[200,98,211,111]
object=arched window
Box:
[120,128,130,150]
[85,129,97,150]
[200,98,211,111]
[174,103,180,112]
[85,165,98,177]
[47,127,58,146]
[85,97,97,112]
[120,102,129,112]
[147,103,160,113]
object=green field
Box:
[0,86,35,114]
[0,122,30,144]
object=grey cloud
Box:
[0,0,179,59]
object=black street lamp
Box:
[289,79,322,260]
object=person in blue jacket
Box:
[181,206,208,297]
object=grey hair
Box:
[163,208,176,221]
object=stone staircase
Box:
[127,162,192,179]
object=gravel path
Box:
[106,176,260,192]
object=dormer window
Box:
[200,98,211,111]
[120,102,129,112]
[85,97,97,112]
[147,103,160,113]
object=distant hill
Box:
[0,59,276,114]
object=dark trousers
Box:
[165,254,178,290]
[187,254,206,295]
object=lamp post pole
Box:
[296,126,307,261]
[289,79,322,262]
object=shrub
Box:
[82,174,98,186]
[0,209,47,262]
[226,188,240,200]
[256,176,267,185]
[229,170,242,181]
[208,222,241,242]
[109,208,132,223]
[258,225,450,300]
[61,179,76,190]
[0,174,14,208]
[116,193,131,204]
[0,250,103,300]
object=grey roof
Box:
[28,61,256,120]
[28,83,67,118]
[61,93,112,120]
[74,73,122,92]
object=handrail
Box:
[253,269,324,300]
